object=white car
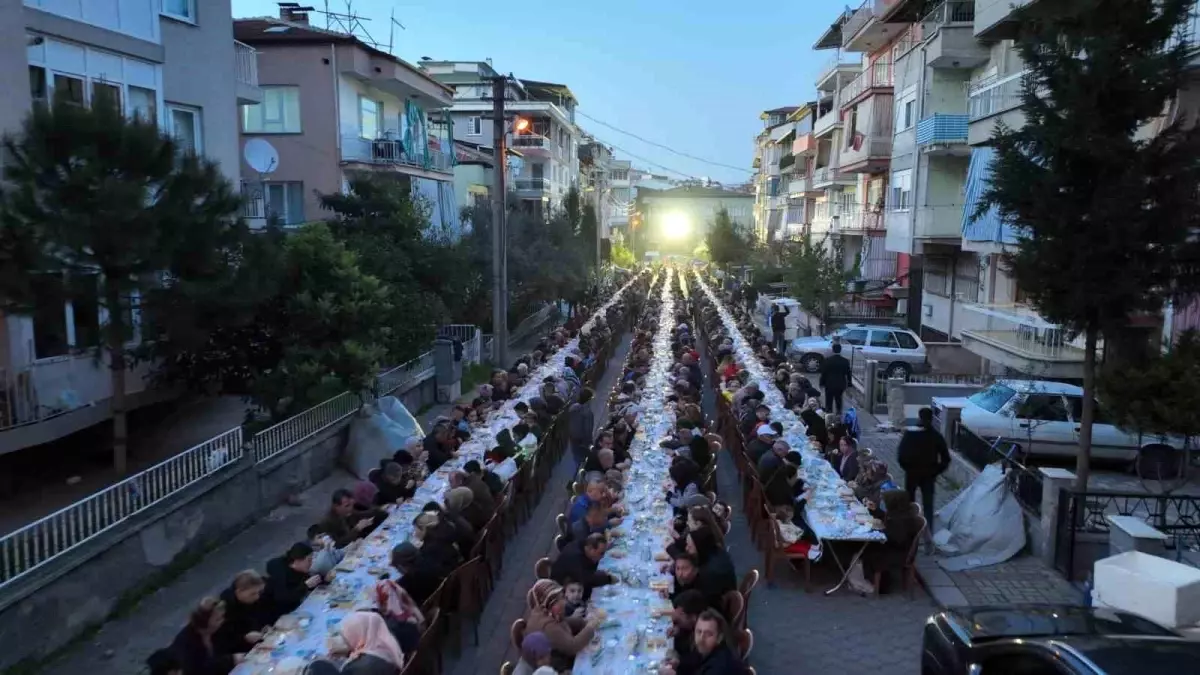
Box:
[787,324,929,379]
[943,380,1183,462]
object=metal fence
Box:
[251,390,362,464]
[437,325,483,365]
[956,426,1044,516]
[0,427,244,588]
[1055,489,1200,580]
[376,351,437,397]
[509,304,558,345]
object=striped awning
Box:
[961,147,1019,245]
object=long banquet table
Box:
[231,274,644,675]
[571,268,680,675]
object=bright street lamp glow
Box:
[662,212,691,240]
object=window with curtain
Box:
[890,169,912,211]
[360,97,381,140]
[169,105,201,154]
[265,182,305,225]
[128,86,156,122]
[243,86,301,133]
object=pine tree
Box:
[979,0,1200,491]
[0,89,243,474]
[705,207,752,269]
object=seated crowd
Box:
[140,277,643,675]
[510,272,751,675]
[697,282,925,596]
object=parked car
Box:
[922,604,1200,675]
[941,380,1183,462]
[786,323,929,378]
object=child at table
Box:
[562,579,586,619]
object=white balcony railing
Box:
[511,135,548,148]
[512,178,551,192]
[842,0,875,44]
[341,136,453,173]
[968,70,1028,121]
[234,40,259,87]
[841,60,894,105]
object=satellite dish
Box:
[243,138,279,175]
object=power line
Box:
[577,110,755,174]
[587,133,700,180]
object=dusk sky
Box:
[231,0,847,184]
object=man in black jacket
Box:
[769,303,789,353]
[664,609,749,675]
[819,343,852,415]
[897,407,951,529]
[550,533,614,600]
[265,542,322,620]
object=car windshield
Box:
[969,384,1017,414]
[962,606,1177,642]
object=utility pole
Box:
[490,75,509,366]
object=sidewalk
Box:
[851,397,1083,609]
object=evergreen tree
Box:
[0,89,243,474]
[705,207,752,269]
[781,234,852,335]
[979,0,1200,490]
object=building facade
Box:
[420,60,582,217]
[2,0,260,454]
[234,11,457,234]
[752,106,797,243]
[637,186,755,257]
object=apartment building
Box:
[606,159,633,236]
[752,106,798,242]
[812,2,906,311]
[421,60,582,218]
[1,0,260,455]
[781,104,818,240]
[234,10,457,234]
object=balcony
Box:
[839,134,893,173]
[913,203,966,242]
[843,0,907,52]
[813,107,842,138]
[816,55,863,91]
[840,60,893,109]
[512,178,552,195]
[787,176,814,196]
[920,1,988,69]
[811,165,857,188]
[792,132,815,156]
[779,153,797,172]
[959,302,1088,378]
[916,113,969,154]
[340,136,454,176]
[974,0,1034,40]
[234,41,262,105]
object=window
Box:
[168,105,202,154]
[92,80,122,111]
[30,274,104,359]
[895,94,916,131]
[128,86,156,122]
[467,116,482,135]
[869,330,899,348]
[890,169,912,211]
[1067,397,1112,425]
[611,170,629,181]
[29,66,46,104]
[841,328,868,346]
[531,164,544,180]
[1016,394,1069,423]
[53,74,85,106]
[969,384,1017,414]
[359,97,382,140]
[894,332,919,350]
[265,182,306,225]
[162,0,196,22]
[243,86,301,133]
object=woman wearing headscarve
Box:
[523,579,600,671]
[852,459,889,506]
[666,505,723,559]
[328,611,405,674]
[513,631,553,675]
[686,525,737,611]
[799,398,828,446]
[860,489,924,594]
[442,487,480,550]
[666,457,702,511]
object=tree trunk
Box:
[106,284,129,475]
[1072,325,1099,493]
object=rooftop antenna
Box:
[311,0,387,51]
[387,8,406,55]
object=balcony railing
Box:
[792,132,815,155]
[512,135,548,148]
[842,1,875,45]
[812,166,855,185]
[922,0,976,28]
[841,60,894,105]
[341,136,453,173]
[513,178,550,192]
[968,70,1028,121]
[779,153,797,172]
[813,108,842,137]
[916,113,968,145]
[234,40,259,87]
[787,177,811,195]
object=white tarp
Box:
[933,463,1027,571]
[344,396,424,480]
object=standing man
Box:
[770,302,790,353]
[897,407,951,548]
[819,343,851,415]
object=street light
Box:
[513,116,531,134]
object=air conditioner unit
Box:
[932,398,964,450]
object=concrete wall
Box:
[925,341,984,373]
[160,0,240,184]
[240,42,341,223]
[0,372,440,669]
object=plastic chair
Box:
[722,590,746,632]
[763,510,811,591]
[736,627,754,660]
[738,569,759,626]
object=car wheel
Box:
[800,353,823,373]
[887,362,912,379]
